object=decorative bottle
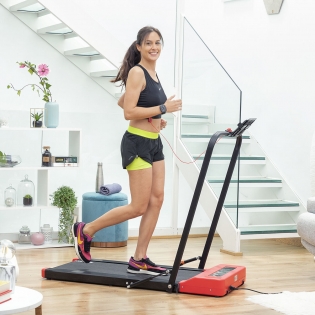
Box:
[18,226,31,244]
[42,146,52,167]
[95,162,104,193]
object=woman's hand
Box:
[165,95,182,113]
[160,119,167,130]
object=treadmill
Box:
[42,118,256,296]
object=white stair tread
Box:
[208,176,282,183]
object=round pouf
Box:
[82,192,128,248]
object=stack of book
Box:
[52,156,78,167]
[0,280,12,304]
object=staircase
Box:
[0,0,126,98]
[180,112,304,241]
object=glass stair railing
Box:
[180,17,300,237]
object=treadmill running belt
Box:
[44,259,202,292]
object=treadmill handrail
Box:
[166,117,256,292]
[166,130,229,292]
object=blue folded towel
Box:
[100,183,122,196]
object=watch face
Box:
[160,104,166,114]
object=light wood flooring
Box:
[14,237,315,315]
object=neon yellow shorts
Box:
[126,157,152,171]
[121,126,164,171]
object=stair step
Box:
[182,133,250,139]
[90,59,118,77]
[15,3,45,13]
[208,176,282,187]
[225,200,299,211]
[193,154,265,164]
[194,155,265,161]
[9,0,38,11]
[182,114,209,119]
[65,47,100,57]
[45,27,73,35]
[38,22,66,34]
[240,224,297,235]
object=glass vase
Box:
[17,175,35,207]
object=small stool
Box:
[82,192,128,248]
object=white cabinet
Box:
[0,128,81,249]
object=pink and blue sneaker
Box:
[127,256,167,275]
[72,222,93,263]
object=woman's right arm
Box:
[117,93,125,109]
[123,67,182,121]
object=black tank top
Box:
[135,64,167,119]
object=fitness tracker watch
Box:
[159,104,167,115]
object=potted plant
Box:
[7,61,59,128]
[50,186,77,243]
[31,112,43,128]
[23,194,33,206]
[0,151,6,165]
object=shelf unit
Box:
[0,128,81,249]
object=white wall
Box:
[0,3,176,235]
[184,0,315,205]
[71,0,177,93]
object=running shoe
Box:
[72,222,93,263]
[127,257,167,275]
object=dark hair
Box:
[112,26,164,87]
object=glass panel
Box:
[72,51,100,57]
[17,4,45,12]
[46,28,73,35]
[181,18,242,227]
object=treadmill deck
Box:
[44,259,202,292]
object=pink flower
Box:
[19,64,26,68]
[38,64,49,76]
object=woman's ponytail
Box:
[112,26,163,87]
[111,41,141,87]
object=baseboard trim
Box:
[273,237,303,247]
[91,241,127,248]
[128,233,220,240]
[220,248,243,256]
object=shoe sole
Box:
[126,268,167,276]
[72,224,90,263]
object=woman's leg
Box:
[83,167,153,236]
[133,160,165,261]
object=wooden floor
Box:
[14,237,315,315]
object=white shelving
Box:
[14,240,73,250]
[0,128,81,249]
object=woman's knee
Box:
[150,192,164,209]
[129,202,149,217]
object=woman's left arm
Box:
[160,118,167,130]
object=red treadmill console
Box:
[178,264,246,296]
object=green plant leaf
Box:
[45,83,51,89]
[7,85,10,89]
[28,68,34,75]
[43,95,49,102]
[17,90,21,96]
